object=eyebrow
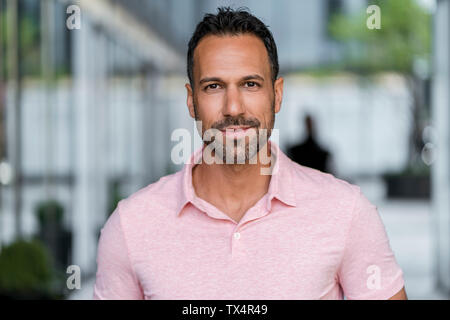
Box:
[199,74,265,85]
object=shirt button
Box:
[234,232,241,240]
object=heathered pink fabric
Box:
[93,141,404,300]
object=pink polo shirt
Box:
[93,141,404,300]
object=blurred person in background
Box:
[93,6,407,300]
[288,114,333,174]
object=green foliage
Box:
[33,199,70,299]
[20,13,41,76]
[0,239,54,297]
[0,8,41,77]
[329,0,431,74]
[36,199,64,226]
[384,162,430,178]
[107,179,123,218]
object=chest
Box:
[132,214,346,299]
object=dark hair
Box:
[187,7,279,89]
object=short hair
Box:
[187,6,279,89]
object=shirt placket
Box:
[230,198,271,259]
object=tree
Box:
[329,0,432,171]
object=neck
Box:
[192,142,275,218]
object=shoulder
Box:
[287,160,363,219]
[290,161,359,198]
[286,161,375,243]
[96,169,186,261]
[115,170,184,223]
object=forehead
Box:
[193,34,271,81]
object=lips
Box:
[219,126,256,139]
[220,126,253,131]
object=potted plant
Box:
[0,239,63,299]
[383,163,430,199]
[35,199,72,273]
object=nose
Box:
[222,85,245,117]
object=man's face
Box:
[186,33,284,163]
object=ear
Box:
[273,77,284,114]
[185,83,196,119]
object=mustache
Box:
[211,117,260,131]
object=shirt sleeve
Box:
[93,201,144,300]
[337,187,405,300]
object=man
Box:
[93,7,407,300]
[288,114,332,174]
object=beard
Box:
[194,100,275,164]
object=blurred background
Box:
[0,0,448,300]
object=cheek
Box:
[198,93,224,113]
[243,88,272,106]
[195,102,221,128]
[243,94,273,119]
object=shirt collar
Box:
[175,140,297,217]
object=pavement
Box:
[377,200,448,300]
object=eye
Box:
[245,81,259,88]
[204,83,220,91]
